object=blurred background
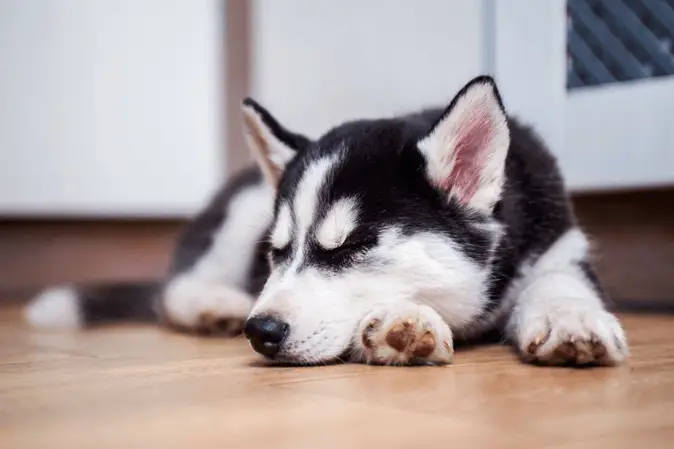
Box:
[0,0,672,307]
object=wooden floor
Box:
[1,308,673,449]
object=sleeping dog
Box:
[26,76,628,366]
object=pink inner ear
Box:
[441,110,493,204]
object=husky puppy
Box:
[26,76,628,366]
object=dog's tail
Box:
[24,281,161,329]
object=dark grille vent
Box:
[567,0,674,88]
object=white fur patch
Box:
[191,182,274,289]
[417,80,509,213]
[373,228,489,330]
[285,155,339,273]
[506,228,602,329]
[293,156,339,244]
[25,286,82,329]
[270,202,292,249]
[315,197,359,250]
[524,228,590,277]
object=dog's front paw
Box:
[517,305,628,366]
[353,303,453,365]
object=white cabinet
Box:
[0,0,224,216]
[496,0,674,191]
[564,78,674,190]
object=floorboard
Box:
[1,307,673,449]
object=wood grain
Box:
[1,307,673,449]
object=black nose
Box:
[244,316,289,358]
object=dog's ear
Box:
[417,76,510,214]
[242,98,311,186]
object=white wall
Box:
[0,0,223,216]
[251,0,485,138]
[490,0,567,157]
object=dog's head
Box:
[242,76,510,364]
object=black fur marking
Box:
[578,259,602,293]
[577,258,609,305]
[306,230,380,272]
[79,281,159,326]
[248,238,272,297]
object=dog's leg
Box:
[351,301,454,365]
[507,228,628,366]
[159,275,254,335]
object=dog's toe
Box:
[356,303,453,365]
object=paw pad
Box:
[358,306,453,366]
[385,320,417,352]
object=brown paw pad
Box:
[591,338,608,359]
[412,331,436,358]
[546,338,608,365]
[553,341,578,360]
[385,321,415,352]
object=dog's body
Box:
[26,77,628,366]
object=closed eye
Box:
[270,243,291,261]
[317,235,377,258]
